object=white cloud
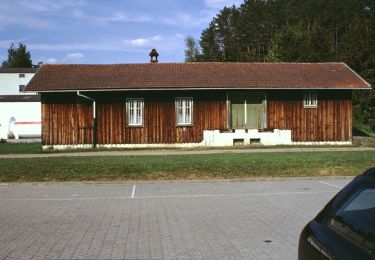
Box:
[123,35,163,47]
[0,37,36,48]
[175,33,185,38]
[121,34,186,55]
[159,10,216,28]
[26,41,148,52]
[204,0,243,9]
[28,43,116,51]
[16,0,86,12]
[46,58,57,64]
[38,57,57,64]
[5,33,183,56]
[72,10,152,25]
[72,9,211,29]
[0,15,54,29]
[126,39,149,47]
[0,2,12,12]
[65,52,84,60]
[101,12,152,23]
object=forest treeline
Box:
[186,0,375,129]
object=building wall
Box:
[0,73,35,95]
[267,90,352,142]
[41,89,352,145]
[0,102,41,139]
[0,72,40,139]
[41,91,227,145]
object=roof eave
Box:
[25,86,371,93]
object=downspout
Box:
[77,91,97,148]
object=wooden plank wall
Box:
[41,93,93,145]
[42,89,352,145]
[267,90,352,142]
[42,91,227,145]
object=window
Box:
[127,99,143,126]
[325,187,375,252]
[304,90,317,108]
[176,97,193,126]
[19,73,25,78]
[19,85,25,92]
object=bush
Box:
[369,119,375,131]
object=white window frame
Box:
[304,90,318,108]
[175,97,193,126]
[127,98,144,127]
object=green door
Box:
[230,94,246,128]
[229,92,266,129]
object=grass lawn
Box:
[0,151,374,182]
[0,142,43,154]
[0,141,366,155]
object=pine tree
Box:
[1,43,33,68]
[197,0,375,128]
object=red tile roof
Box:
[24,62,371,92]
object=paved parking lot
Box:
[0,178,351,259]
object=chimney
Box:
[149,48,159,63]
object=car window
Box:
[326,187,375,253]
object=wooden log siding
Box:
[41,89,352,145]
[42,103,93,145]
[267,90,352,142]
[41,91,227,145]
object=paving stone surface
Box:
[0,179,350,259]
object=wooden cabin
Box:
[24,62,371,149]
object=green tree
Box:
[266,26,306,62]
[184,36,201,62]
[198,0,375,128]
[1,43,33,68]
[200,21,222,61]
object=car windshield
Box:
[327,187,375,253]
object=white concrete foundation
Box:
[201,129,292,146]
[43,129,294,149]
[42,129,353,150]
[291,141,352,145]
[42,143,202,150]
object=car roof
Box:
[362,167,375,178]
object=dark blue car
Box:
[298,168,375,260]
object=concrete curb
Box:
[0,175,356,186]
[1,147,375,159]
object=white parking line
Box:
[0,190,337,201]
[131,185,136,198]
[134,190,337,199]
[319,181,343,189]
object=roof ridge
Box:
[41,62,348,66]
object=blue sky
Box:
[0,0,242,65]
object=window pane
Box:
[328,188,375,251]
[304,91,317,107]
[178,107,183,123]
[128,99,143,125]
[176,98,192,125]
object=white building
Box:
[0,68,41,139]
[0,68,37,94]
